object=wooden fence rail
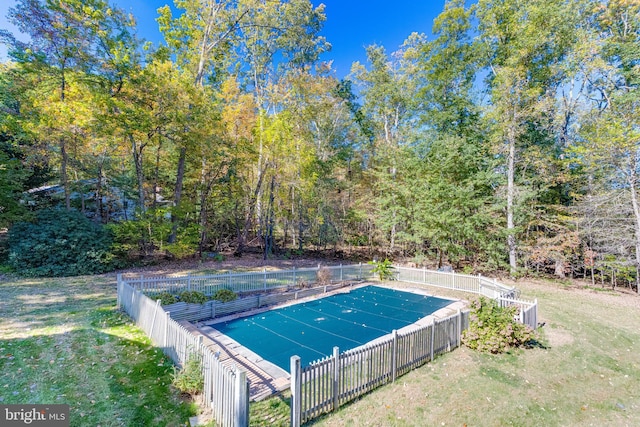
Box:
[117,276,249,427]
[291,310,469,426]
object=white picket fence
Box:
[394,266,537,330]
[125,263,373,297]
[117,276,249,427]
[120,263,538,427]
[290,310,469,426]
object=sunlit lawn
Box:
[307,279,640,426]
[0,275,197,427]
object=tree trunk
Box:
[60,140,71,210]
[129,134,145,213]
[506,128,517,276]
[263,175,277,260]
[95,161,103,223]
[168,147,187,244]
[628,163,640,293]
[153,135,163,210]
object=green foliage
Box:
[172,353,204,395]
[369,258,395,281]
[0,150,28,227]
[462,297,534,354]
[178,290,207,304]
[155,292,178,306]
[211,288,237,303]
[107,208,200,261]
[8,209,117,277]
[211,253,225,262]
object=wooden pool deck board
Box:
[180,321,290,401]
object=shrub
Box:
[211,288,237,303]
[179,290,207,304]
[316,266,332,285]
[172,353,204,395]
[462,297,534,354]
[155,292,178,306]
[369,258,395,281]
[8,209,117,277]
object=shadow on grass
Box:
[0,306,197,426]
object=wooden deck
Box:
[180,321,290,401]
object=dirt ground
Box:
[115,252,352,279]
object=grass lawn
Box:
[305,279,640,426]
[0,274,198,427]
[2,271,639,426]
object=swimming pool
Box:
[210,285,455,371]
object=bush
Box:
[211,288,237,303]
[179,290,207,304]
[462,297,534,354]
[8,209,117,277]
[369,258,395,281]
[155,292,178,306]
[172,353,204,395]
[316,266,332,285]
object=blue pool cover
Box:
[212,285,453,371]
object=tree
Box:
[475,0,579,275]
[0,0,138,211]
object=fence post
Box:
[263,268,267,291]
[164,311,169,349]
[131,288,136,316]
[430,321,435,361]
[423,266,426,284]
[333,346,340,411]
[391,330,398,382]
[140,274,144,291]
[339,264,343,282]
[117,274,122,309]
[359,262,362,280]
[187,273,192,292]
[150,299,161,339]
[234,369,249,427]
[290,356,302,427]
[457,310,462,348]
[293,267,297,288]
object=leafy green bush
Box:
[211,288,237,303]
[462,297,534,354]
[8,209,117,277]
[155,292,178,306]
[369,258,395,280]
[107,208,200,261]
[179,290,207,304]
[172,353,204,395]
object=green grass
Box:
[0,275,198,426]
[249,393,291,427]
[3,273,639,426]
[252,279,640,426]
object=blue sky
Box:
[0,0,447,77]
